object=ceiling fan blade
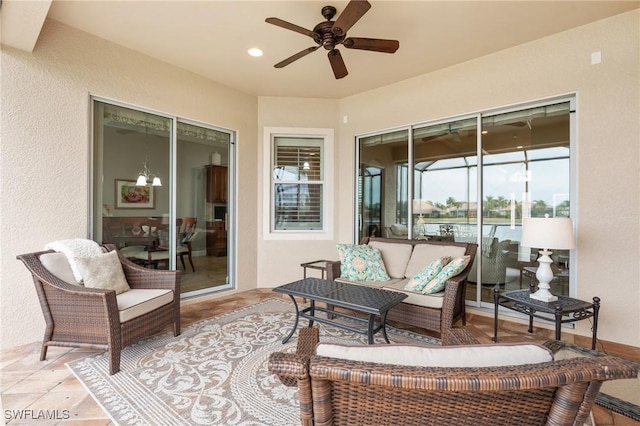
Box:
[343,37,399,53]
[328,49,348,79]
[332,0,371,37]
[265,17,316,39]
[274,46,321,68]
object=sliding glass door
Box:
[479,103,571,304]
[92,99,235,296]
[412,117,478,243]
[355,98,574,307]
[176,121,232,295]
[357,130,409,242]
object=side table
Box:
[493,288,600,350]
[300,260,334,279]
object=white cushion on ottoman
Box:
[316,342,553,368]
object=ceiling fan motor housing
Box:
[266,0,399,79]
[313,21,344,50]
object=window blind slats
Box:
[274,184,322,230]
[274,145,322,181]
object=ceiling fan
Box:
[265,0,399,79]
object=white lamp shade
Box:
[521,216,575,250]
[136,175,148,186]
[152,176,162,186]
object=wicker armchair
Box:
[269,330,637,426]
[17,244,181,375]
[467,238,512,285]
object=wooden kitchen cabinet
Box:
[206,165,228,203]
[206,221,227,256]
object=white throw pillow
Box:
[74,250,130,294]
[44,238,103,282]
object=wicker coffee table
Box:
[274,277,407,344]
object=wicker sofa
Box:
[17,244,181,375]
[270,327,638,426]
[326,237,477,335]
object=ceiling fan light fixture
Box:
[265,0,399,79]
[248,48,263,57]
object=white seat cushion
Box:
[382,279,445,309]
[390,223,408,236]
[116,289,174,323]
[316,342,554,368]
[334,277,404,288]
[333,278,443,309]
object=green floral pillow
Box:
[404,257,451,292]
[422,255,471,294]
[337,244,390,282]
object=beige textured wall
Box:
[256,11,639,346]
[336,10,639,346]
[0,20,258,349]
[256,97,341,287]
[2,11,638,350]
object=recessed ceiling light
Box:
[248,48,263,57]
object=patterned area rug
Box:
[68,298,440,426]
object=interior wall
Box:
[102,130,170,218]
[0,19,258,350]
[335,10,639,346]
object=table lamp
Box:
[412,199,428,237]
[520,214,575,302]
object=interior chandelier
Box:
[136,121,162,187]
[136,159,162,187]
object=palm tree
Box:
[445,197,461,217]
[531,199,548,216]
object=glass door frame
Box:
[354,95,576,309]
[90,96,237,295]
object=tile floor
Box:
[1,288,638,425]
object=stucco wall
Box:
[334,10,638,346]
[256,97,341,287]
[256,11,640,347]
[2,11,639,351]
[0,19,258,349]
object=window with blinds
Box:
[272,137,323,230]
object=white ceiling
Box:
[3,1,639,99]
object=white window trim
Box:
[263,127,334,240]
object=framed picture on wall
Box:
[115,179,155,209]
